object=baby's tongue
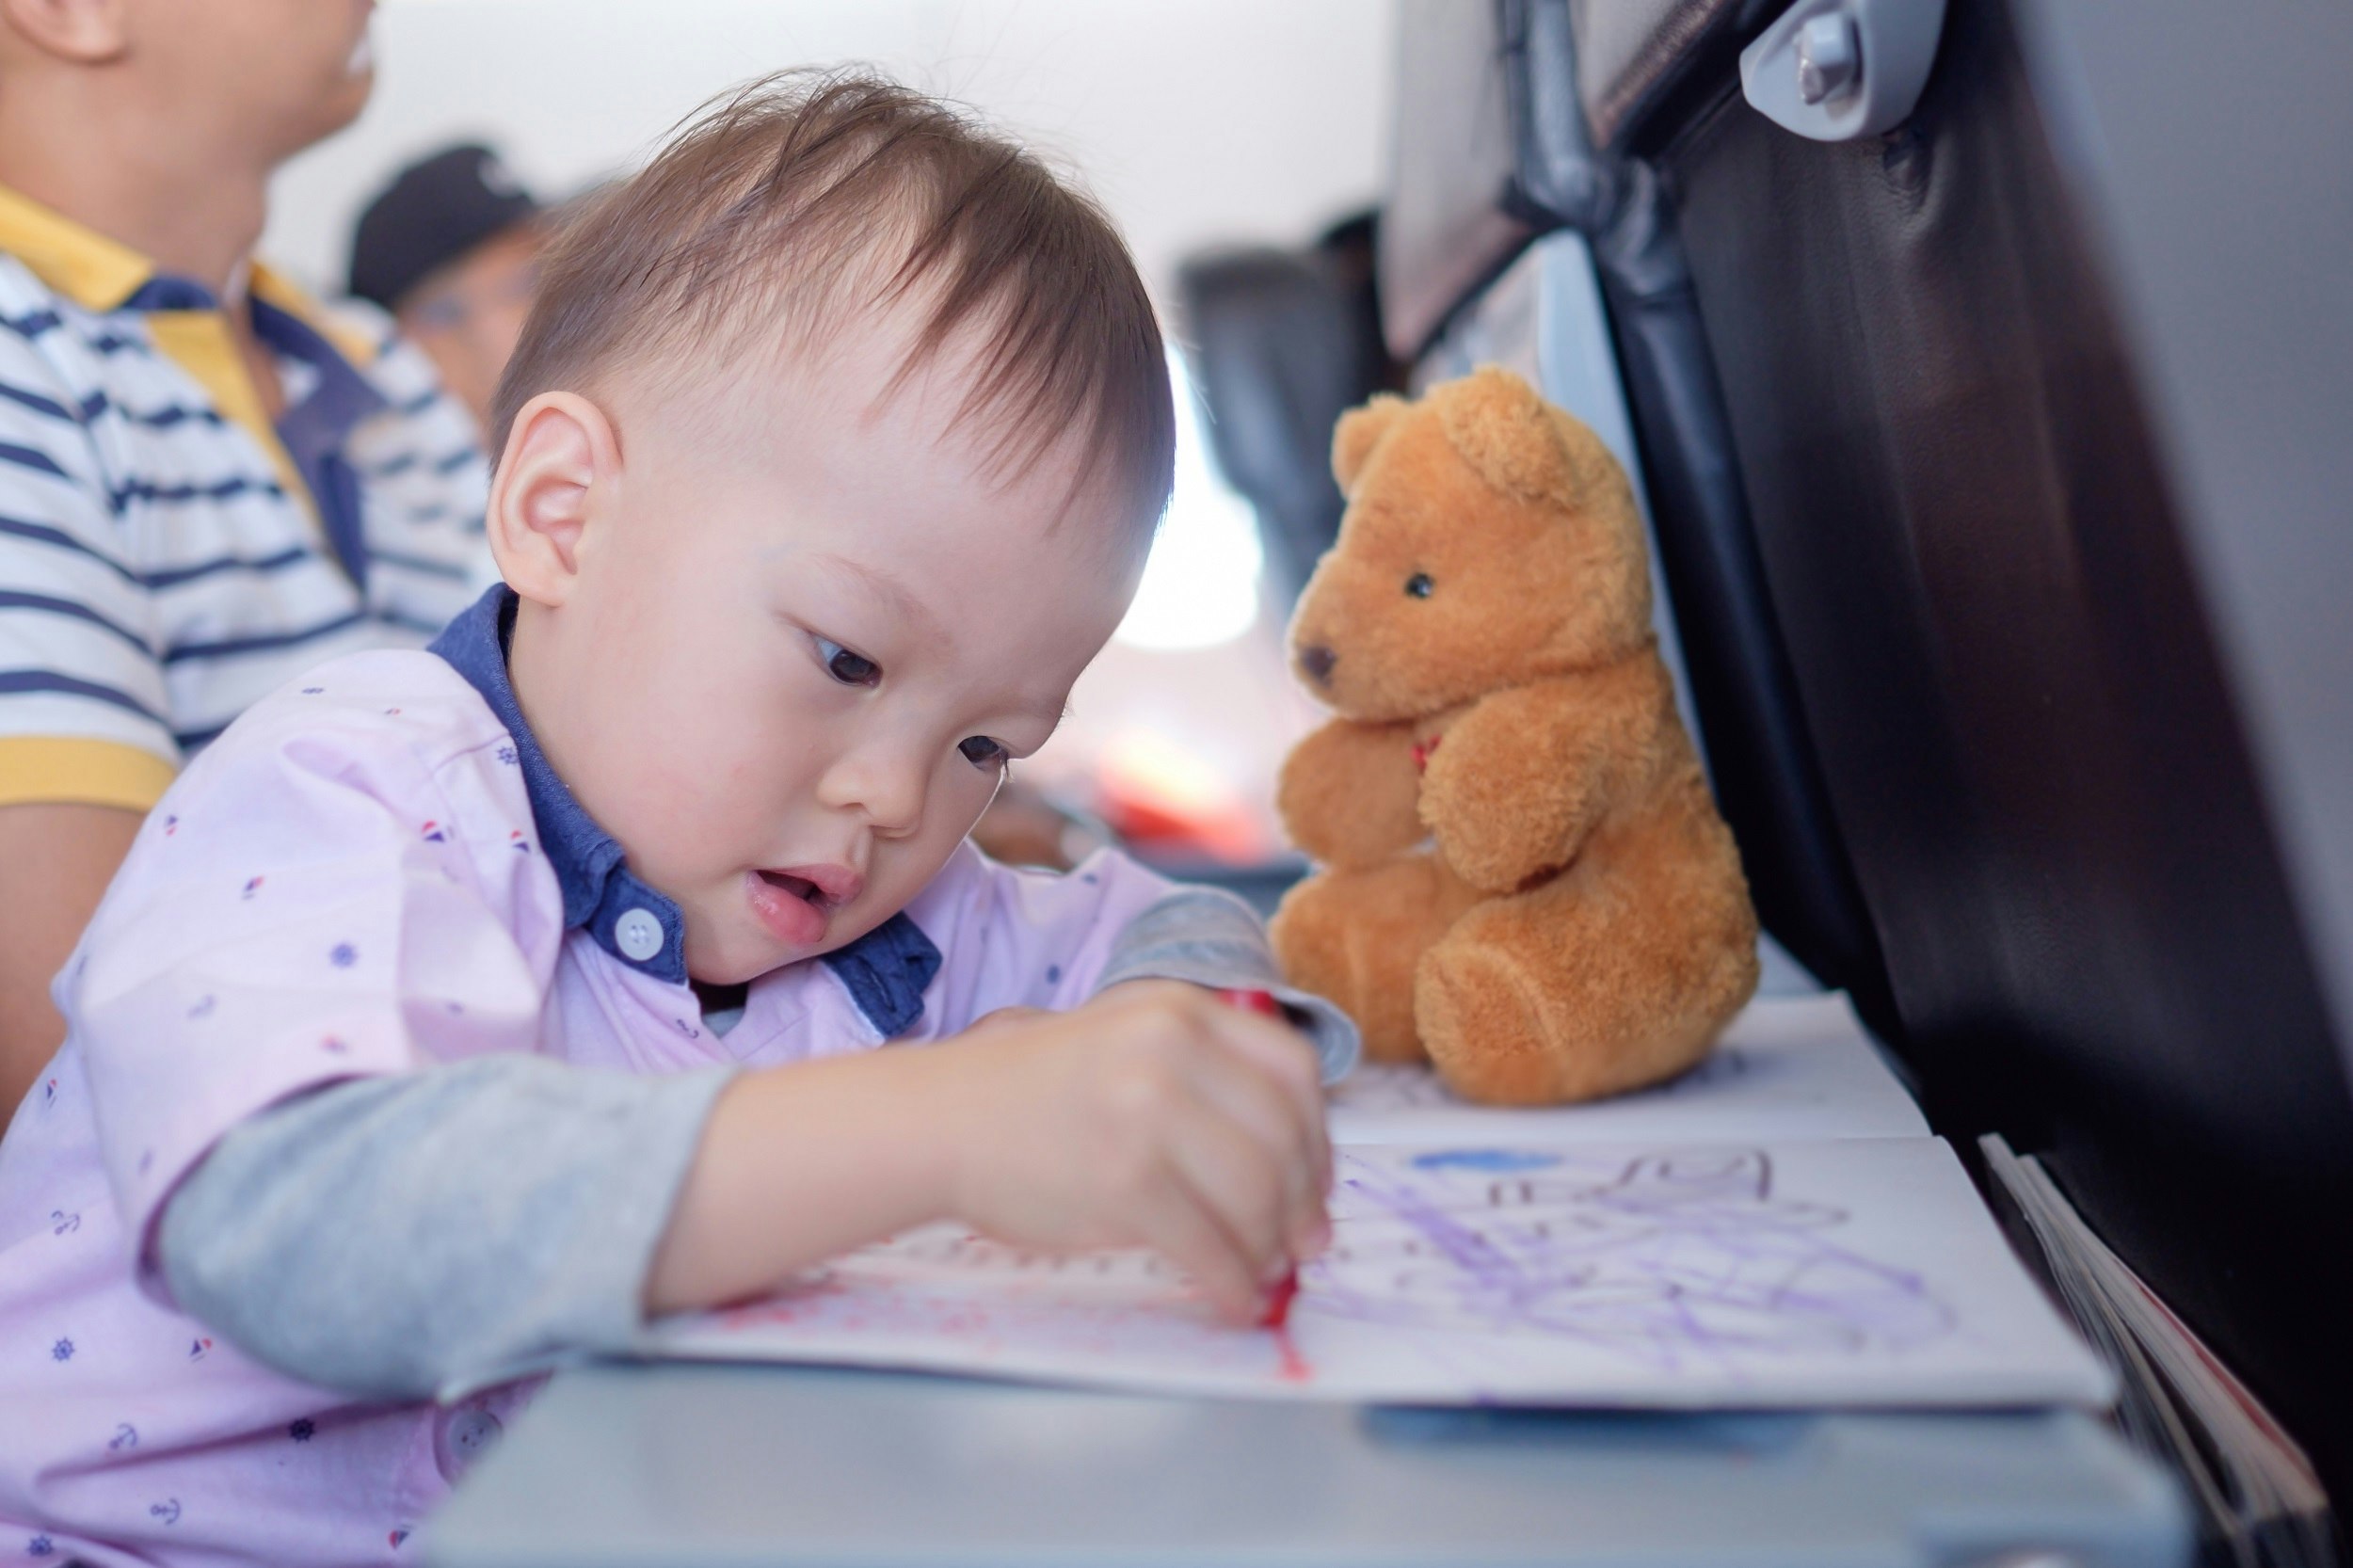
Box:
[759,870,821,904]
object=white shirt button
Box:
[614,907,664,962]
[433,1404,504,1481]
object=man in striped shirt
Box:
[0,0,493,1107]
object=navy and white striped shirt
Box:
[0,183,493,812]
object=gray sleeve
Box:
[156,1053,733,1402]
[1095,888,1362,1083]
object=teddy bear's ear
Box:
[1435,366,1577,507]
[1331,394,1409,498]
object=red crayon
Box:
[1214,988,1300,1330]
[1258,1268,1299,1332]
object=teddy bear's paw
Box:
[1415,940,1573,1105]
[1418,920,1744,1107]
[1270,897,1425,1064]
[1276,719,1427,869]
[1271,861,1475,1065]
[1430,814,1569,896]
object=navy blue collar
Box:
[427,586,940,1034]
[124,275,387,588]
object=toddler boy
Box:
[0,73,1352,1565]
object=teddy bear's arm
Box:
[1277,717,1427,869]
[1419,664,1668,891]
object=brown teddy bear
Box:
[1270,366,1760,1106]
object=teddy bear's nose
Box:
[1297,645,1337,684]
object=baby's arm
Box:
[162,969,1330,1398]
[160,887,1337,1392]
[647,981,1329,1321]
[160,1056,729,1398]
[152,823,1331,1397]
[648,853,1355,1321]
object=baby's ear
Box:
[1331,393,1409,498]
[1435,366,1577,508]
[486,391,617,607]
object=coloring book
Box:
[636,996,2111,1410]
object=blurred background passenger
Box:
[346,142,545,431]
[0,0,491,1111]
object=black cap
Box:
[347,143,539,311]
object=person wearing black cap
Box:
[349,143,545,429]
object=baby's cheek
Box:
[623,765,759,874]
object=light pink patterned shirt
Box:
[0,638,1191,1565]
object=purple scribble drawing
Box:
[1307,1147,1950,1370]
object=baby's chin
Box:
[682,889,897,988]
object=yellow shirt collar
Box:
[0,181,375,363]
[0,182,152,312]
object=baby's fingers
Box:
[1162,1097,1305,1291]
[1179,1046,1329,1259]
[1129,1164,1266,1323]
[1199,1004,1335,1198]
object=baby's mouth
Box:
[744,867,838,950]
[753,862,865,910]
[756,870,829,908]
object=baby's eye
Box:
[814,636,881,687]
[958,736,1009,770]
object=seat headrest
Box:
[1176,220,1393,600]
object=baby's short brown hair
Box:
[490,70,1176,541]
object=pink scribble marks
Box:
[670,1224,1308,1391]
[1258,1270,1310,1381]
[1271,1322,1311,1383]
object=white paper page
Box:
[639,1136,2111,1411]
[1327,992,1928,1146]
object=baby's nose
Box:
[1296,645,1337,684]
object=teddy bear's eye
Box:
[1405,572,1433,599]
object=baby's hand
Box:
[927,981,1331,1323]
